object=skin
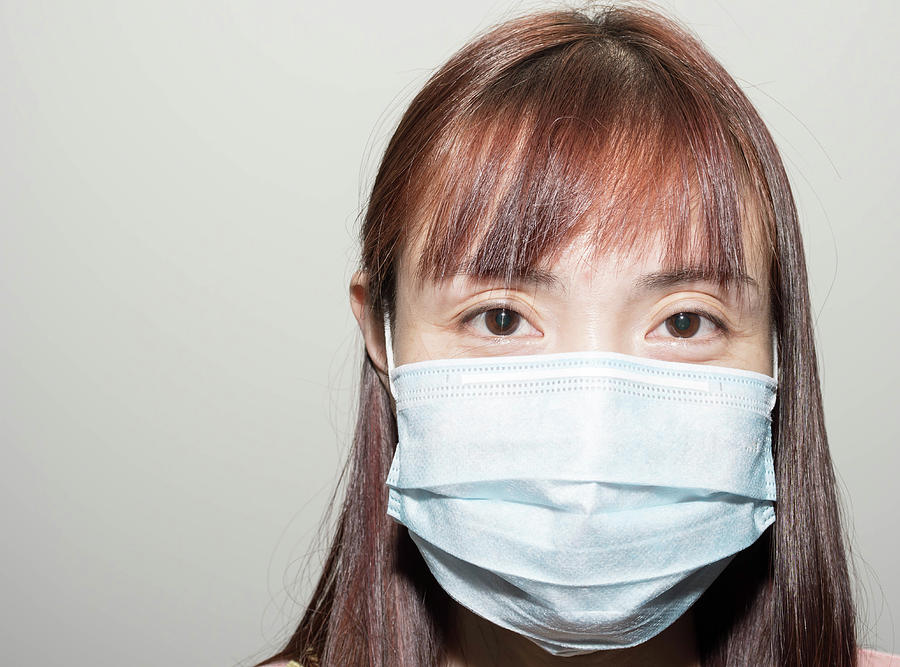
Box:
[349,226,774,667]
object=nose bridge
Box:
[555,303,630,355]
[548,243,640,356]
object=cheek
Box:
[728,295,775,376]
[392,276,438,366]
[731,323,775,377]
[744,340,775,377]
[393,329,449,366]
[391,307,425,367]
[393,298,461,366]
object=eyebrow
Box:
[452,268,568,295]
[450,265,756,296]
[634,267,758,292]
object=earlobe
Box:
[349,270,389,377]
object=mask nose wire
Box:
[383,311,397,398]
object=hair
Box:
[260,5,856,666]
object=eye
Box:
[651,310,726,341]
[462,303,539,338]
[666,312,701,337]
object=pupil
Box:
[673,313,692,331]
[484,307,521,335]
[494,309,512,332]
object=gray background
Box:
[1,1,896,665]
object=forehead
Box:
[397,205,771,299]
[397,133,775,298]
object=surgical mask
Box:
[382,314,777,656]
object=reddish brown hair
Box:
[261,5,856,665]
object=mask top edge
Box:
[390,349,777,389]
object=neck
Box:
[444,602,701,667]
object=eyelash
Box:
[461,302,731,339]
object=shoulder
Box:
[859,649,899,666]
[268,649,896,665]
[267,649,896,665]
[269,652,896,665]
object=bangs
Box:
[403,33,774,291]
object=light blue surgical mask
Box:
[382,314,777,656]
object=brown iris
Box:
[665,312,700,338]
[485,308,520,335]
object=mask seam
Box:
[397,376,771,399]
[397,394,774,421]
[395,382,774,419]
[396,360,775,389]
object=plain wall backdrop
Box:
[1,1,897,664]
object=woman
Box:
[259,5,892,666]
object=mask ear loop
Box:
[772,329,779,382]
[383,310,397,398]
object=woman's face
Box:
[388,227,773,376]
[352,221,774,381]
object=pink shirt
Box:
[268,648,897,666]
[861,649,899,666]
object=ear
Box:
[349,270,391,384]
